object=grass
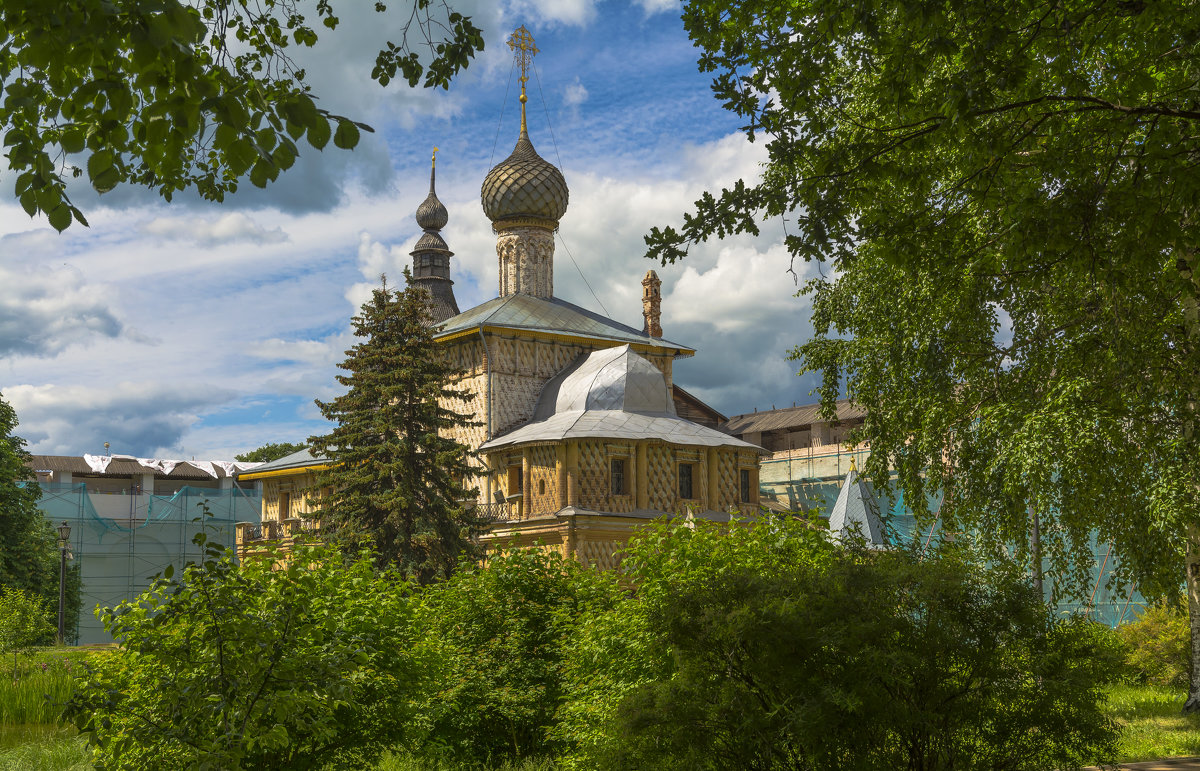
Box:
[1106,684,1200,762]
[2,677,1198,769]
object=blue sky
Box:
[0,1,821,460]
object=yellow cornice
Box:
[237,464,329,481]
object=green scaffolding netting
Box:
[765,475,1147,628]
[33,483,261,644]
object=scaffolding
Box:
[33,482,261,644]
[768,477,1146,627]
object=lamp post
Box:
[56,521,70,645]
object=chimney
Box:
[642,270,662,338]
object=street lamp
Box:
[56,521,70,645]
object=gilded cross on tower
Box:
[508,25,538,131]
[508,26,538,87]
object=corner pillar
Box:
[707,447,720,513]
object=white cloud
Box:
[140,212,289,246]
[0,246,126,358]
[633,0,680,14]
[5,382,235,457]
[503,0,598,27]
[563,76,589,107]
[667,243,805,333]
[244,338,342,368]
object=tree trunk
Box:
[1180,251,1200,713]
[1187,526,1200,712]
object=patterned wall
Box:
[261,472,319,523]
[646,443,676,512]
[527,444,559,515]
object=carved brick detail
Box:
[497,226,554,298]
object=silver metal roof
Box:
[434,293,693,356]
[535,345,674,418]
[479,345,763,452]
[828,467,887,547]
[235,448,327,477]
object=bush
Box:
[410,547,623,766]
[1116,599,1189,688]
[0,587,53,680]
[559,517,1125,771]
[64,533,422,770]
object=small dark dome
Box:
[481,129,568,226]
[414,230,449,252]
[416,190,448,230]
[416,164,449,230]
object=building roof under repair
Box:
[27,454,259,481]
[479,345,762,452]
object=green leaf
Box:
[307,118,331,150]
[333,120,359,150]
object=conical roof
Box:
[416,165,448,230]
[481,127,568,227]
[828,466,888,548]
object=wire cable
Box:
[490,58,516,168]
[530,63,610,317]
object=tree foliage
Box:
[650,0,1200,636]
[410,548,623,766]
[234,441,306,464]
[0,1,484,231]
[560,518,1123,771]
[65,532,421,771]
[0,393,58,601]
[1117,600,1190,689]
[308,273,480,582]
[0,587,53,680]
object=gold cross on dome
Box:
[508,26,538,86]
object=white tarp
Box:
[82,454,112,474]
[187,460,218,479]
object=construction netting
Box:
[33,482,261,644]
[765,475,1147,628]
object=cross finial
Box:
[508,25,538,132]
[508,26,538,86]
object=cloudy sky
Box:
[0,0,822,460]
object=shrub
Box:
[1116,599,1189,688]
[64,533,421,770]
[0,587,53,680]
[410,547,623,766]
[559,517,1125,771]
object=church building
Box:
[238,27,764,568]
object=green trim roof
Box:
[434,293,694,357]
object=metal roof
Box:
[434,293,693,356]
[828,467,887,548]
[479,346,762,453]
[235,448,327,477]
[723,398,866,435]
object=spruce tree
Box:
[308,272,480,582]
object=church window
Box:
[279,491,291,519]
[610,458,627,496]
[740,469,753,503]
[538,479,546,496]
[678,463,694,500]
[507,465,523,496]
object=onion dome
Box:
[410,151,459,325]
[481,126,569,229]
[416,176,448,230]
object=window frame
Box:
[678,462,695,500]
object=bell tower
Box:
[480,26,569,299]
